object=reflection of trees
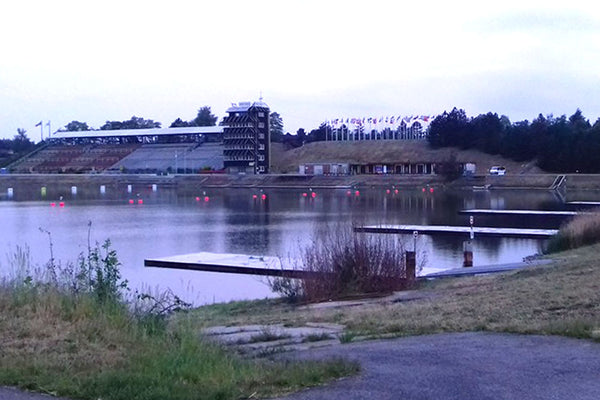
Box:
[223,191,271,253]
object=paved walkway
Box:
[272,332,600,400]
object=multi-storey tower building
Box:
[222,100,270,174]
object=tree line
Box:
[427,108,600,173]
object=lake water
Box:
[0,186,569,305]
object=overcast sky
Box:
[1,0,599,141]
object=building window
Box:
[258,112,264,118]
[258,122,265,128]
[258,155,265,161]
[258,133,265,139]
[259,166,265,172]
[259,144,265,150]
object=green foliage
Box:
[434,152,463,182]
[64,120,90,131]
[170,106,218,127]
[0,234,357,400]
[270,111,284,141]
[100,116,161,130]
[429,107,600,173]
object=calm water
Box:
[0,186,569,305]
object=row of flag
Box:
[326,115,434,129]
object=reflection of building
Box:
[222,100,270,174]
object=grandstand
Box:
[10,127,225,174]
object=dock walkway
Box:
[459,209,577,217]
[355,224,558,238]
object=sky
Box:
[1,0,599,141]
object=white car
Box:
[489,166,506,175]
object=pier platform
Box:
[355,224,558,238]
[422,259,554,278]
[145,251,318,279]
[459,209,578,217]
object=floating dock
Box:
[422,259,554,278]
[144,251,318,279]
[566,201,600,207]
[355,224,558,238]
[459,209,578,217]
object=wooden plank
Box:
[459,209,577,216]
[355,224,558,238]
[144,251,320,279]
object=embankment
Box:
[0,173,595,197]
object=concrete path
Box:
[271,332,600,400]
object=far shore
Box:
[1,172,599,193]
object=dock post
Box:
[463,241,473,267]
[405,251,416,280]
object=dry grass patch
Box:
[192,244,600,342]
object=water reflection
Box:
[0,185,570,304]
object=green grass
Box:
[0,247,359,400]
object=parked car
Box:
[489,166,506,175]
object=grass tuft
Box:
[547,211,600,253]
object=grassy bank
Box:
[0,245,358,400]
[189,244,600,342]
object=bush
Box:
[271,223,413,303]
[546,211,600,253]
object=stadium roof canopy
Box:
[51,126,223,140]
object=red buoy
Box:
[311,192,316,198]
[355,190,360,196]
[50,202,56,207]
[430,187,434,193]
[252,194,257,199]
[302,192,307,197]
[129,199,134,204]
[261,194,267,200]
[204,196,209,202]
[195,196,200,201]
[138,199,143,204]
[394,189,399,194]
[59,202,65,207]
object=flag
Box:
[35,121,42,127]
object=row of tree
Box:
[62,107,220,132]
[427,108,600,173]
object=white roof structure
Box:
[51,126,223,140]
[226,100,269,113]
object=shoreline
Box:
[1,172,598,191]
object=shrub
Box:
[546,211,600,253]
[271,223,413,303]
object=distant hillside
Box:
[270,140,541,175]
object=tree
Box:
[270,112,284,142]
[64,120,90,131]
[169,118,190,128]
[192,106,218,126]
[13,129,34,153]
[100,116,161,130]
